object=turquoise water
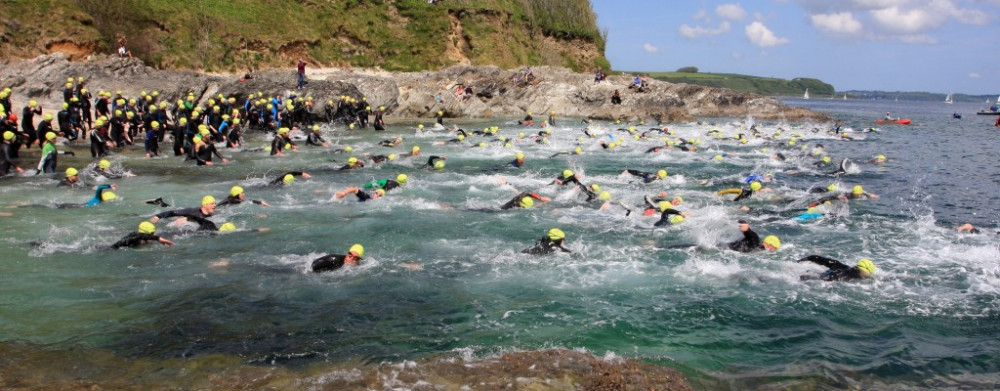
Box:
[1,99,998,389]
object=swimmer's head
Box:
[520,197,534,208]
[852,185,863,195]
[750,181,762,192]
[762,235,781,250]
[856,259,875,276]
[138,221,156,234]
[219,222,236,232]
[547,228,565,241]
[230,186,244,197]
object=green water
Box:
[1,100,998,389]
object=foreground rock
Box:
[1,54,827,123]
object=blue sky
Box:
[592,1,1000,95]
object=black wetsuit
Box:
[653,208,683,227]
[153,207,212,221]
[500,192,544,210]
[268,171,307,186]
[424,156,445,168]
[507,159,524,168]
[1,142,18,176]
[796,255,866,281]
[306,132,326,146]
[728,229,762,252]
[556,174,597,201]
[626,169,660,183]
[363,179,400,192]
[521,237,570,255]
[217,195,266,207]
[111,233,164,249]
[311,254,355,272]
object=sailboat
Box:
[842,94,847,100]
[803,89,809,99]
[977,95,1000,115]
[944,93,953,104]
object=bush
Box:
[676,66,698,73]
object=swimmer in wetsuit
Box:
[552,170,597,201]
[718,181,762,202]
[507,152,526,168]
[57,167,86,188]
[796,255,875,281]
[335,187,384,202]
[423,155,446,169]
[311,244,364,272]
[339,157,365,170]
[653,201,691,227]
[362,174,407,193]
[521,228,571,255]
[727,220,780,252]
[149,195,216,223]
[268,171,311,187]
[217,185,271,207]
[500,191,550,210]
[305,125,329,147]
[624,168,667,183]
[111,221,174,249]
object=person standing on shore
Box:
[296,59,307,89]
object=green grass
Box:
[629,71,836,96]
[0,0,608,72]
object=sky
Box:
[592,0,1000,95]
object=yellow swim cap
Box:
[852,185,863,195]
[520,197,534,208]
[388,153,398,160]
[763,235,781,249]
[412,146,420,153]
[856,259,875,275]
[345,146,353,152]
[102,191,118,201]
[150,121,160,128]
[348,157,358,165]
[138,221,156,234]
[478,142,486,147]
[418,124,424,129]
[714,155,724,162]
[375,189,386,197]
[590,184,601,192]
[65,167,78,177]
[750,181,762,191]
[98,159,111,169]
[657,169,667,179]
[457,135,465,141]
[219,222,236,232]
[515,152,525,160]
[827,184,837,192]
[202,195,216,206]
[822,156,831,163]
[283,174,295,184]
[562,170,574,179]
[230,186,244,197]
[599,191,611,201]
[574,147,583,154]
[349,243,365,258]
[434,160,445,169]
[547,228,565,240]
[45,132,56,141]
[396,174,408,184]
[3,131,14,141]
[670,215,685,225]
[659,201,670,212]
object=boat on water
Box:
[875,118,912,125]
[842,94,847,100]
[976,95,1000,115]
[944,93,953,104]
[803,89,809,99]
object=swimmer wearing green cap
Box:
[268,171,311,187]
[111,221,174,249]
[796,255,875,281]
[312,243,364,272]
[500,191,551,210]
[624,168,668,184]
[521,228,571,255]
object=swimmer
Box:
[335,187,384,202]
[521,228,571,255]
[79,184,117,207]
[57,167,86,188]
[623,168,668,184]
[718,181,763,202]
[727,220,780,252]
[796,255,875,281]
[362,174,407,192]
[500,191,550,210]
[269,171,311,186]
[955,223,981,234]
[596,191,633,216]
[507,152,526,168]
[653,201,691,227]
[423,155,446,169]
[111,221,174,249]
[339,157,365,170]
[150,195,216,223]
[218,185,271,207]
[311,243,364,272]
[378,136,403,147]
[551,169,597,201]
[305,125,329,147]
[1,131,24,176]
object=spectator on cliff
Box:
[117,36,133,59]
[463,85,473,102]
[296,59,307,89]
[611,90,622,105]
[594,68,606,84]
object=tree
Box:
[676,66,698,73]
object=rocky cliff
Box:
[0,0,608,73]
[0,54,828,123]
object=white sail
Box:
[944,93,953,104]
[843,94,847,100]
[803,89,809,99]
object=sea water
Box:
[0,98,997,389]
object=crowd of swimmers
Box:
[4,76,990,281]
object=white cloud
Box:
[643,43,659,53]
[693,9,709,20]
[969,72,981,79]
[811,12,864,34]
[679,21,732,39]
[745,21,790,47]
[716,4,748,20]
[870,6,943,33]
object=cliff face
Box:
[0,54,828,124]
[0,0,608,73]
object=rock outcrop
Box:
[0,54,828,123]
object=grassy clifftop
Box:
[0,0,608,72]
